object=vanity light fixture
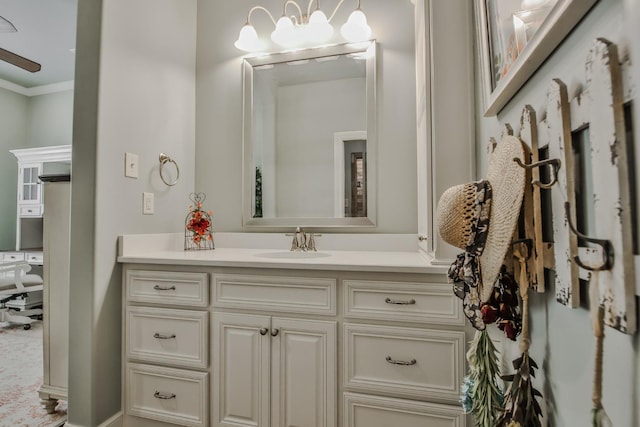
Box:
[234,0,372,53]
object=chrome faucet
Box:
[288,227,306,251]
[306,232,317,251]
[286,226,321,252]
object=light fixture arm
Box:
[327,0,361,22]
[284,0,304,24]
[307,0,318,18]
[246,5,278,26]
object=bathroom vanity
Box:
[118,233,468,427]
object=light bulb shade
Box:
[234,24,261,52]
[271,16,299,47]
[307,10,333,43]
[340,10,371,42]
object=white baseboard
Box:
[99,412,123,427]
[64,411,123,427]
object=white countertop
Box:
[117,233,451,274]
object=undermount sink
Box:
[254,251,332,259]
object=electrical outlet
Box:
[143,192,154,215]
[125,152,139,178]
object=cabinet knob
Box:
[271,328,280,337]
[259,328,269,336]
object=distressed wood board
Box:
[583,38,636,334]
[547,79,580,308]
[518,105,546,292]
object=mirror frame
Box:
[242,41,377,228]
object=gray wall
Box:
[196,0,417,232]
[0,87,28,250]
[26,90,74,148]
[0,88,73,251]
[475,0,640,425]
[68,1,196,425]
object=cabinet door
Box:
[213,312,270,427]
[271,318,337,427]
[18,163,42,204]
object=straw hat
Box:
[437,135,528,302]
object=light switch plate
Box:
[143,192,154,215]
[125,152,139,178]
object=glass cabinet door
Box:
[21,165,40,203]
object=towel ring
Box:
[159,153,180,186]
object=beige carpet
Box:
[0,320,67,427]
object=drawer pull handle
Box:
[386,356,417,366]
[385,297,416,305]
[271,328,280,337]
[154,333,176,340]
[154,391,176,400]
[259,328,269,335]
[153,284,176,291]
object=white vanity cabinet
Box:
[212,273,337,427]
[213,313,337,427]
[38,180,71,413]
[123,269,210,427]
[341,278,466,427]
[121,262,467,427]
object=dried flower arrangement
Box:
[461,329,503,426]
[481,267,522,340]
[497,249,543,427]
[497,352,543,427]
[184,192,214,250]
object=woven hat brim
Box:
[479,135,528,302]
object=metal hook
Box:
[564,202,614,271]
[511,238,532,260]
[513,157,561,189]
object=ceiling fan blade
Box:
[0,16,17,33]
[0,48,41,73]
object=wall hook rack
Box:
[564,202,614,271]
[513,157,561,189]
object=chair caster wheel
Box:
[23,324,31,330]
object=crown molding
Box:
[0,78,74,96]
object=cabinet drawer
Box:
[213,273,336,315]
[344,280,464,325]
[25,251,44,265]
[2,252,25,262]
[20,205,42,217]
[344,323,465,403]
[127,307,208,369]
[126,270,209,307]
[126,363,208,427]
[344,393,465,427]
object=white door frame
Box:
[334,131,367,217]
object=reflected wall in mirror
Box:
[243,41,377,227]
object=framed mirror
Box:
[242,41,377,228]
